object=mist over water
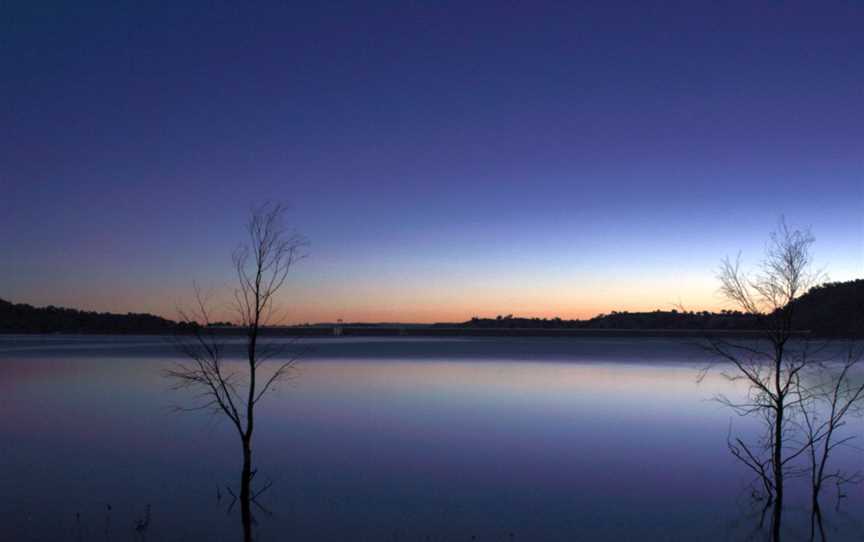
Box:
[2,336,862,541]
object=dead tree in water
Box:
[167,203,306,542]
[796,342,864,541]
[707,219,819,541]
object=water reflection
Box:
[1,337,862,541]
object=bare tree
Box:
[708,219,819,541]
[166,203,307,542]
[796,342,864,541]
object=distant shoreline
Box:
[3,280,860,337]
[0,327,808,338]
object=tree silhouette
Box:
[166,203,307,542]
[707,219,819,541]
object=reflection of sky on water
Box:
[1,337,862,541]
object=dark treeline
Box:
[460,310,761,330]
[460,279,864,336]
[0,298,196,334]
[2,279,861,335]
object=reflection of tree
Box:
[728,495,771,542]
[167,203,306,541]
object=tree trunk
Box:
[240,437,253,542]
[772,404,784,542]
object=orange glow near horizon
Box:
[14,274,729,324]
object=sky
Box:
[2,2,862,323]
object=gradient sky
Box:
[2,2,862,323]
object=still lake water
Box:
[1,335,862,541]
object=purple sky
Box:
[2,2,862,322]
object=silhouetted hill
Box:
[788,280,864,336]
[0,299,191,334]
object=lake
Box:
[1,335,862,541]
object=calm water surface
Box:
[1,336,862,541]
